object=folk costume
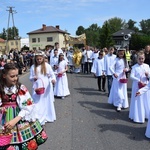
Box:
[30,62,56,125]
[0,85,47,150]
[129,63,150,123]
[108,57,129,109]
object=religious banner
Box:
[65,33,86,45]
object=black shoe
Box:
[102,89,106,92]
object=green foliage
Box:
[139,19,150,35]
[130,34,150,50]
[0,27,19,40]
[99,21,114,48]
[76,26,85,35]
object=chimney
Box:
[42,24,46,30]
[56,25,59,29]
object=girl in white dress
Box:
[136,81,150,138]
[108,48,129,112]
[129,51,150,123]
[29,51,56,125]
[54,53,70,99]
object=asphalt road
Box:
[20,72,150,150]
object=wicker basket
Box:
[34,78,45,95]
[119,78,128,83]
[0,134,13,146]
[0,111,12,147]
[57,73,63,77]
[138,82,146,89]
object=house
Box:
[7,39,21,52]
[112,29,142,49]
[20,37,29,48]
[0,38,6,55]
[27,24,69,50]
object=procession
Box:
[0,0,150,149]
[0,41,150,149]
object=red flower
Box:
[18,89,26,95]
[11,94,17,100]
[26,99,32,105]
[27,140,38,150]
[41,130,48,139]
[7,146,15,150]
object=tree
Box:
[99,21,114,48]
[0,28,7,40]
[0,27,19,40]
[85,24,101,47]
[107,17,126,34]
[130,34,150,50]
[139,19,150,35]
[126,19,139,32]
[76,26,85,35]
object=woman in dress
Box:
[29,51,56,125]
[108,47,129,112]
[0,63,47,150]
[54,53,70,99]
[129,50,150,123]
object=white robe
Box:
[91,57,105,76]
[108,57,129,108]
[137,83,150,137]
[29,63,56,125]
[129,63,150,123]
[54,60,70,97]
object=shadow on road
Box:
[98,123,148,141]
[74,87,108,96]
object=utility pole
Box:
[6,6,17,54]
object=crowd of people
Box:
[0,42,150,149]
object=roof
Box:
[27,25,67,35]
[0,38,5,43]
[112,29,143,36]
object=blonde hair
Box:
[34,55,47,76]
[137,50,145,58]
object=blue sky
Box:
[0,0,150,38]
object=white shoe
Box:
[61,96,65,99]
[117,107,121,112]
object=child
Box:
[91,51,106,91]
[108,47,129,112]
[30,51,56,125]
[129,51,150,123]
[0,63,47,150]
[136,82,150,138]
[54,53,70,99]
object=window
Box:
[47,37,53,42]
[32,38,36,43]
[11,42,14,45]
[38,38,40,42]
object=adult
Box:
[144,45,150,66]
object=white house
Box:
[20,38,29,48]
[27,24,69,50]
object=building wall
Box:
[0,42,6,55]
[7,40,21,52]
[28,32,66,50]
[21,38,29,48]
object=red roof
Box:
[27,25,67,35]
